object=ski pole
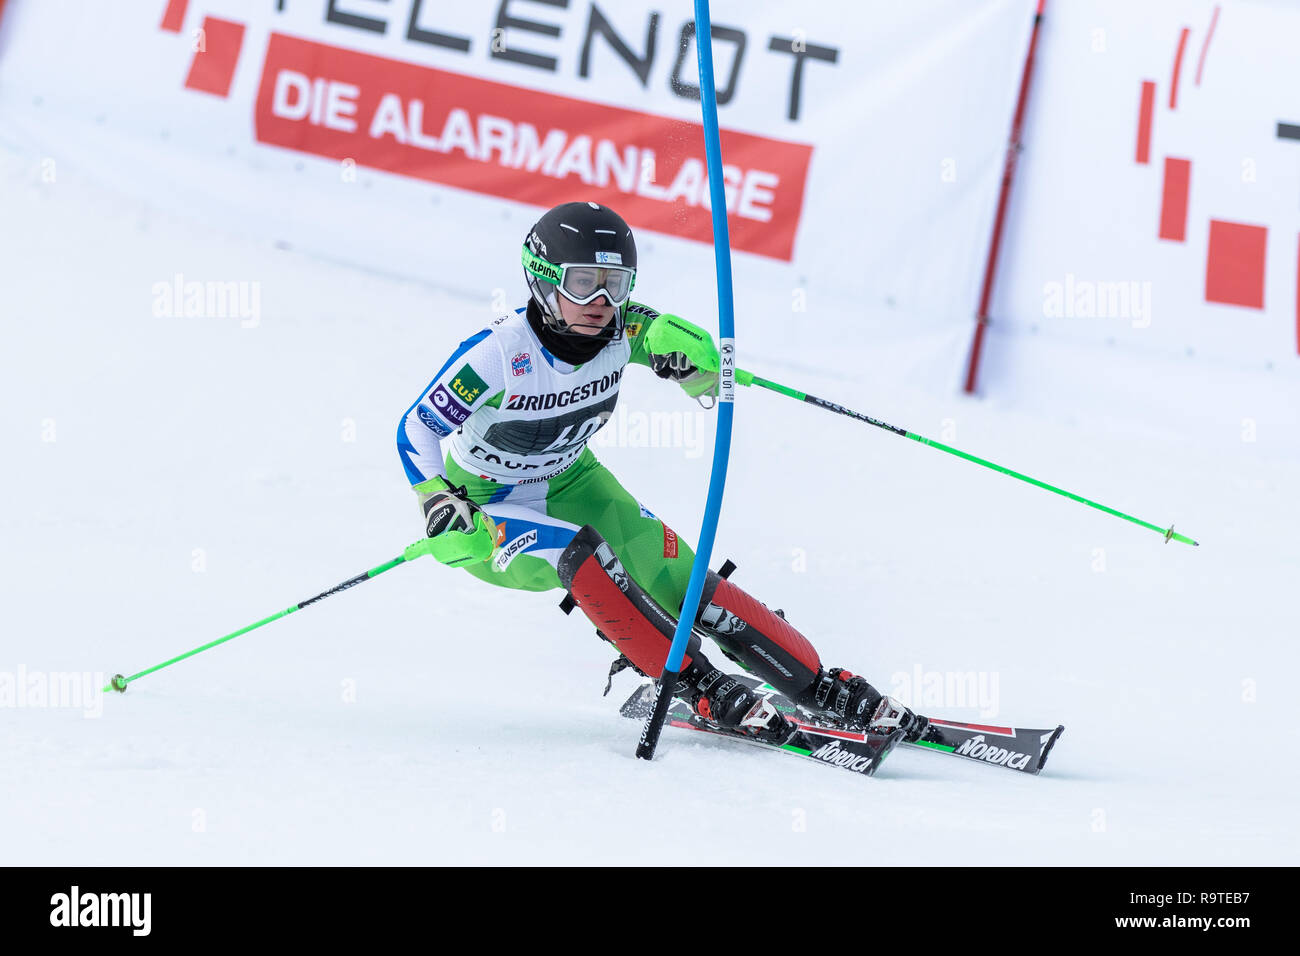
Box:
[735,369,1199,547]
[102,538,438,693]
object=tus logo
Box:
[450,363,488,404]
[50,886,151,936]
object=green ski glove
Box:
[414,477,498,567]
[645,314,720,400]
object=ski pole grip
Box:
[403,538,436,562]
[636,669,679,760]
[736,368,754,387]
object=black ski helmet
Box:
[521,201,637,341]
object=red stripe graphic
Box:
[160,0,188,33]
[1205,219,1267,309]
[1169,27,1190,109]
[1136,80,1156,164]
[788,718,868,742]
[253,33,811,261]
[184,16,245,98]
[1195,5,1220,86]
[928,718,1015,735]
[1158,157,1191,241]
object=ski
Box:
[619,682,904,778]
[911,716,1064,775]
[620,676,1064,776]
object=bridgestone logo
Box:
[809,739,874,774]
[506,369,621,411]
[954,735,1033,770]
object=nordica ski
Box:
[620,676,1064,776]
[910,717,1064,775]
[619,682,904,778]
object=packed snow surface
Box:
[1,150,1295,865]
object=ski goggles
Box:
[523,245,636,305]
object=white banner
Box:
[0,0,1034,382]
[989,0,1300,377]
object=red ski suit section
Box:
[709,578,822,677]
[568,554,693,678]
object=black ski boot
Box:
[677,661,792,743]
[802,668,929,742]
[591,626,791,742]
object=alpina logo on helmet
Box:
[525,254,560,282]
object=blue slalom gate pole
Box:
[637,0,737,760]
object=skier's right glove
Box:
[414,477,497,567]
[645,314,720,402]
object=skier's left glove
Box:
[413,477,497,567]
[645,314,719,401]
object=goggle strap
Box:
[521,244,561,284]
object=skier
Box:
[397,200,926,744]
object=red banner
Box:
[254,33,811,261]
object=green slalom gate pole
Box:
[102,538,438,693]
[735,369,1199,547]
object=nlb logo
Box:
[430,384,470,425]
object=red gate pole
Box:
[963,0,1048,395]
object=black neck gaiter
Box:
[526,299,617,365]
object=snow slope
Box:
[1,147,1295,866]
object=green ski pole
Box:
[735,369,1199,547]
[103,538,438,693]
